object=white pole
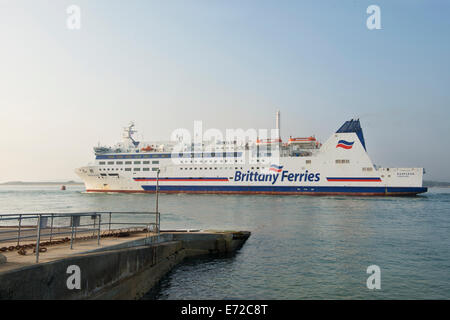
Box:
[276,110,281,140]
[156,169,160,234]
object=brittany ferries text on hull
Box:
[76,112,427,196]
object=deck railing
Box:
[0,211,160,263]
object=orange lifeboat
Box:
[256,138,282,144]
[140,146,153,152]
[288,136,316,143]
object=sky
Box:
[0,0,449,182]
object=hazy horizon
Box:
[1,0,449,182]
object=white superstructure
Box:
[76,114,427,196]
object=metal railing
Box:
[0,211,160,263]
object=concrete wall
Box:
[0,231,250,300]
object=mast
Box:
[276,110,280,140]
[123,122,139,147]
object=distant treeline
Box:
[423,180,450,188]
[1,180,448,187]
[0,181,83,185]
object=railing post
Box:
[92,214,96,236]
[74,218,78,242]
[49,214,54,243]
[156,169,160,214]
[156,169,160,234]
[109,212,112,232]
[157,211,160,235]
[35,215,42,263]
[70,216,75,249]
[17,214,22,246]
[97,214,101,246]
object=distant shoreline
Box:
[0,180,448,188]
[0,181,83,186]
[426,186,450,188]
[423,180,450,188]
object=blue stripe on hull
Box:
[140,185,427,195]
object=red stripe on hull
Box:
[327,179,382,182]
[336,144,352,149]
[134,179,229,182]
[85,189,422,196]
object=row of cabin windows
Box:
[362,167,373,171]
[99,168,158,172]
[98,152,243,161]
[180,152,241,157]
[101,160,314,166]
[179,159,245,164]
[99,161,159,165]
[125,168,158,172]
[178,159,311,164]
[335,159,350,164]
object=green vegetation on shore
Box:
[423,180,450,188]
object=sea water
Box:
[1,185,449,299]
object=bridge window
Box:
[99,162,105,165]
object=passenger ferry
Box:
[76,112,427,196]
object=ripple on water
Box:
[1,185,450,299]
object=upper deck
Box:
[93,121,321,160]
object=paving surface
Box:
[0,230,158,273]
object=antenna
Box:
[123,121,139,147]
[276,110,281,140]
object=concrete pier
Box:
[0,230,250,299]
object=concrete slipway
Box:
[0,230,250,299]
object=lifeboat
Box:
[288,137,316,143]
[140,145,153,152]
[256,138,282,145]
[288,136,319,149]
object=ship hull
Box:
[85,186,427,196]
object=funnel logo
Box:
[269,164,283,173]
[336,140,354,149]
